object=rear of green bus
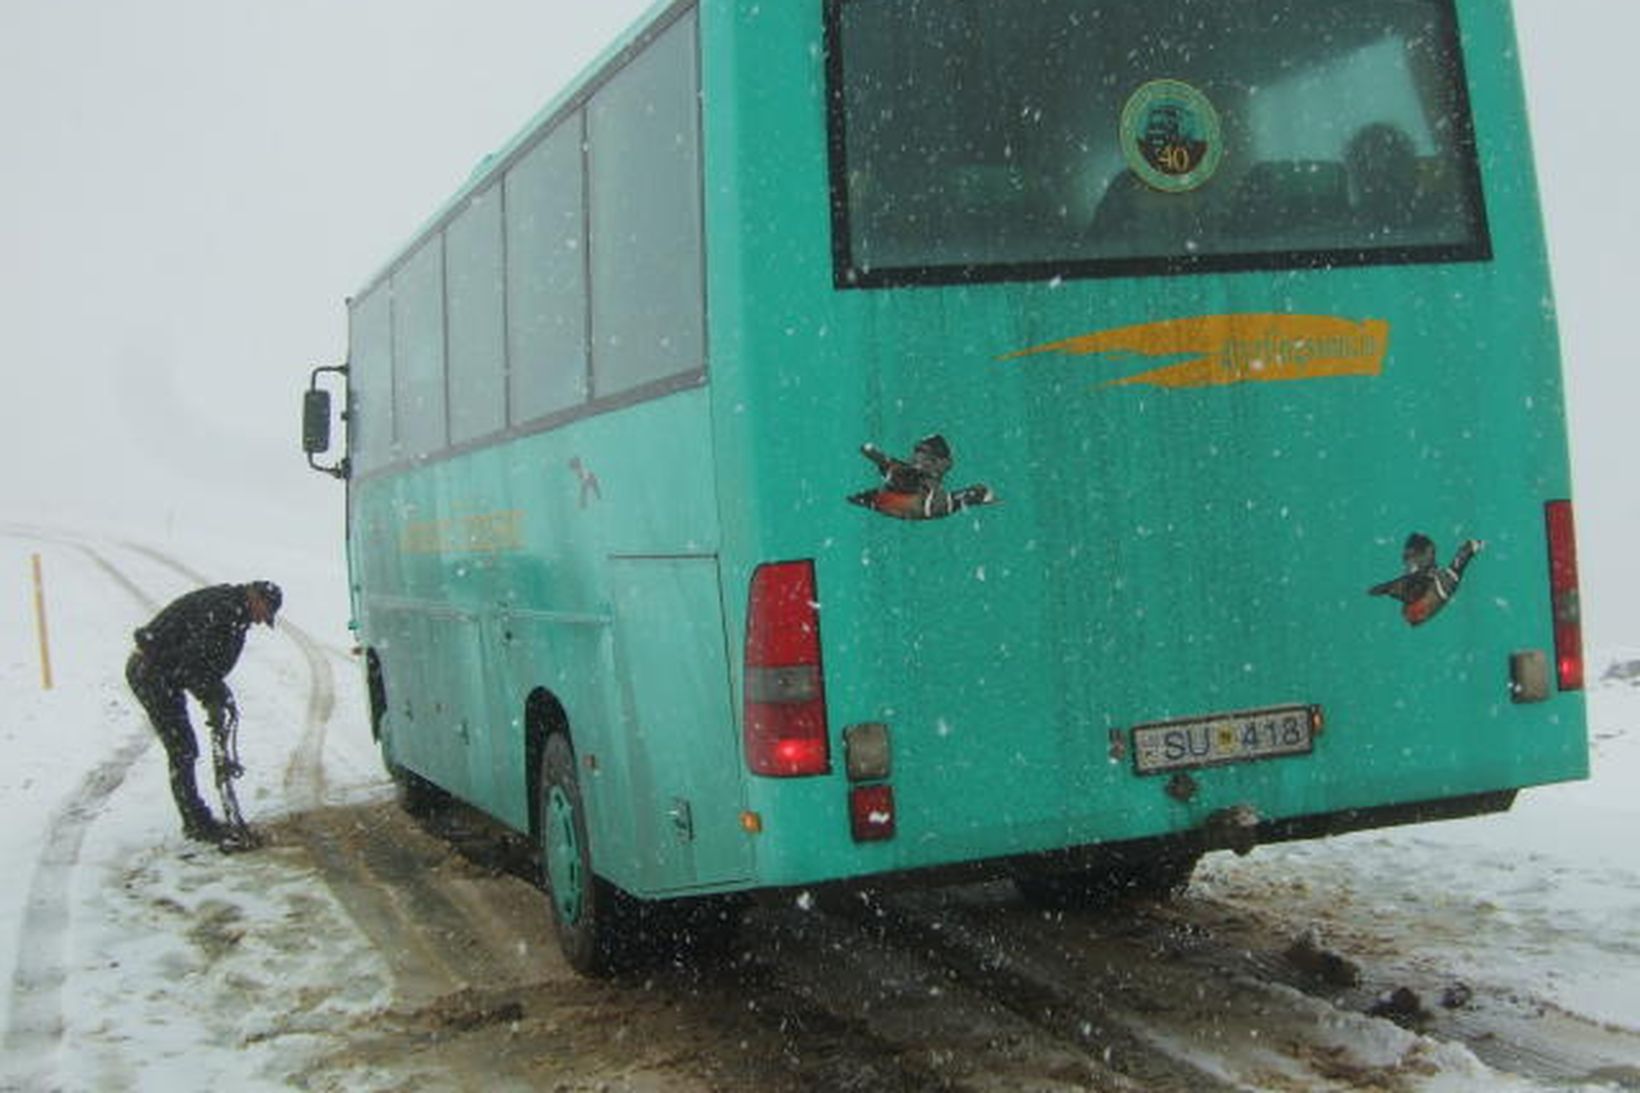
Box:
[705,0,1585,893]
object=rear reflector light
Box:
[1545,500,1583,691]
[849,785,896,841]
[744,560,830,776]
[844,722,892,781]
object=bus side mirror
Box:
[303,363,350,480]
[303,388,332,454]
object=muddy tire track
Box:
[816,891,1241,1092]
[66,538,576,1018]
[273,801,559,1007]
[112,540,521,1011]
[830,880,1640,1091]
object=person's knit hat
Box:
[249,580,283,622]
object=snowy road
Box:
[0,529,1637,1091]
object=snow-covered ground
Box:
[1199,684,1640,1034]
[0,528,389,1091]
[0,525,1635,1091]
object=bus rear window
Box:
[826,0,1491,287]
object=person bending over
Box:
[125,580,281,848]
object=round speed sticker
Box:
[1120,80,1224,193]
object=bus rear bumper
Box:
[747,788,1517,905]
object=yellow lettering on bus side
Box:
[1003,313,1389,390]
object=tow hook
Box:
[1205,804,1261,856]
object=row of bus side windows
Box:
[348,11,701,474]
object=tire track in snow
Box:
[1,532,342,1084]
[117,541,534,1006]
[1,538,161,1083]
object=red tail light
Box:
[744,560,830,776]
[1545,500,1583,691]
[849,784,896,841]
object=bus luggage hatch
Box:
[608,555,752,894]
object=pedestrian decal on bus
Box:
[1368,533,1484,626]
[570,456,602,508]
[848,434,997,521]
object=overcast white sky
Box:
[0,0,653,537]
[0,1,1634,645]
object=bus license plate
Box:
[1131,705,1315,775]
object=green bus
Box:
[303,0,1587,975]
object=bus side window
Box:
[391,239,449,459]
[587,12,704,398]
[348,287,394,473]
[446,190,507,445]
[506,119,589,425]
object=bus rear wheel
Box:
[539,733,628,975]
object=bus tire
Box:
[365,649,389,740]
[1013,850,1200,909]
[539,732,627,976]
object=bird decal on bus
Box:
[848,434,996,521]
[1369,533,1483,626]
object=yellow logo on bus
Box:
[1005,313,1389,390]
[400,508,524,555]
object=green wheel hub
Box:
[545,784,585,925]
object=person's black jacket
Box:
[132,584,255,711]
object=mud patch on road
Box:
[185,899,247,964]
[53,833,392,1088]
[297,979,734,1093]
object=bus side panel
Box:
[608,555,752,894]
[350,482,464,805]
[348,388,727,881]
[367,602,472,799]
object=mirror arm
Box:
[304,363,350,480]
[307,451,351,480]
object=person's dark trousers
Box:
[125,652,217,838]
